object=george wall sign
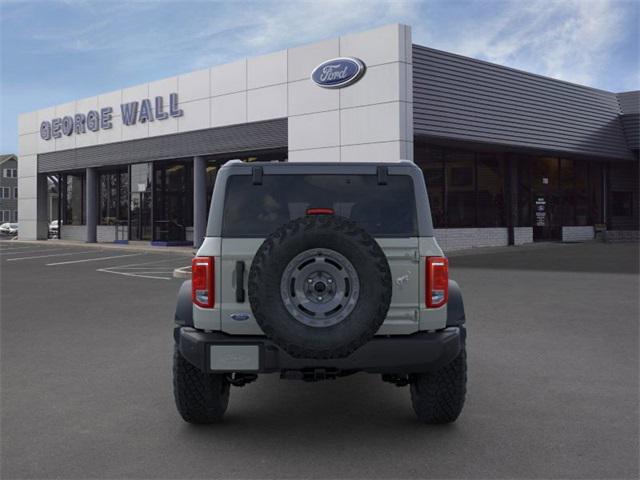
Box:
[311,57,366,89]
[40,93,184,140]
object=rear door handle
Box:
[235,261,245,303]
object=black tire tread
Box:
[173,345,230,424]
[248,215,392,359]
[410,345,467,424]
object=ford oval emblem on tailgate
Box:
[230,312,250,321]
[311,57,366,89]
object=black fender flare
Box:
[175,280,193,328]
[447,279,466,327]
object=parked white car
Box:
[0,223,18,236]
[49,220,62,238]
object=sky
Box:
[1,0,638,153]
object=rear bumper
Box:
[175,326,464,375]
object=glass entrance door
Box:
[153,161,192,242]
[532,157,561,241]
[130,192,152,241]
[129,163,152,241]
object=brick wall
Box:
[60,225,86,241]
[96,225,130,243]
[562,226,594,242]
[605,230,640,242]
[434,228,509,251]
[514,227,533,245]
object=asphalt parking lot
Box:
[1,240,638,479]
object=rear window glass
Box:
[222,174,417,237]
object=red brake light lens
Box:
[426,257,448,308]
[192,257,214,308]
[306,208,335,215]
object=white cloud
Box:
[7,0,634,89]
[187,0,638,89]
[188,0,418,69]
[8,1,418,73]
[414,0,636,89]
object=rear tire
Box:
[173,345,230,424]
[410,344,467,424]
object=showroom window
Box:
[62,173,85,225]
[154,161,192,242]
[98,169,128,225]
[608,162,639,229]
[414,143,506,228]
[477,154,505,227]
[516,157,532,227]
[129,163,153,241]
[514,156,605,228]
[414,144,444,227]
[560,158,576,225]
[588,162,604,225]
[574,160,589,226]
[559,158,590,226]
[205,149,288,212]
[415,142,609,230]
[612,192,633,217]
[446,151,476,227]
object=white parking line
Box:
[113,266,174,270]
[102,257,186,267]
[1,248,70,256]
[6,250,98,262]
[0,246,47,253]
[97,257,187,280]
[47,253,142,266]
[97,269,172,280]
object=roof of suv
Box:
[221,159,419,171]
[218,160,424,177]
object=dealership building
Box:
[17,24,639,250]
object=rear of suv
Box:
[174,161,467,424]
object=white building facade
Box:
[17,24,639,249]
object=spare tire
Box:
[248,214,392,359]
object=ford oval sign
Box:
[311,57,366,89]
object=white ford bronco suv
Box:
[174,161,467,424]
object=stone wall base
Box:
[514,227,533,245]
[434,228,512,252]
[562,226,594,242]
[605,230,640,242]
[60,225,87,241]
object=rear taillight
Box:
[426,256,448,308]
[192,257,214,308]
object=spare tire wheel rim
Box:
[280,248,360,328]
